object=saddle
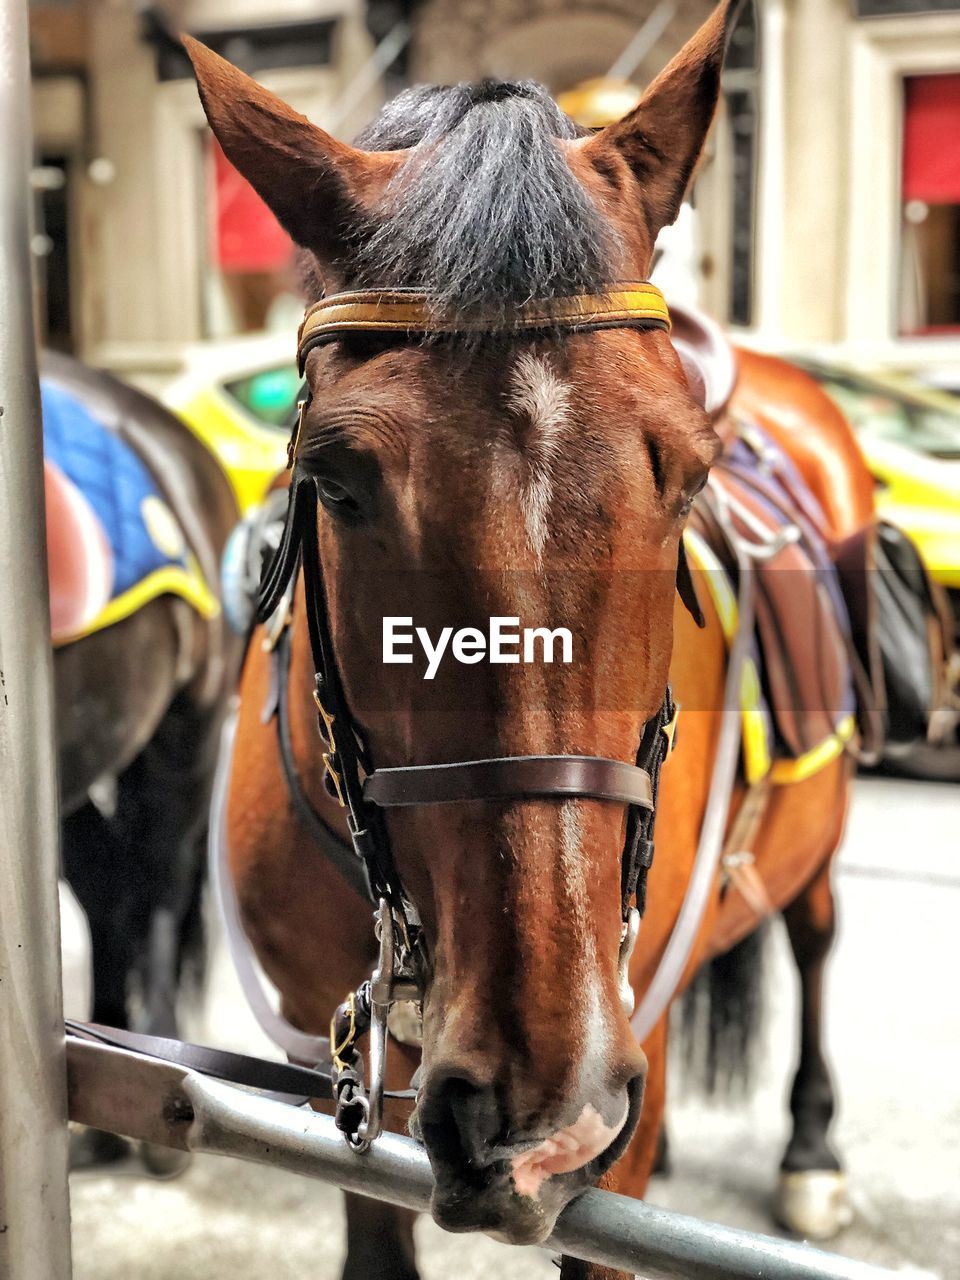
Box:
[691,421,858,771]
[669,302,738,421]
[41,376,220,646]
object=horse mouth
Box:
[416,1074,645,1245]
[508,1101,628,1200]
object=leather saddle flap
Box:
[704,433,855,760]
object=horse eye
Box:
[679,473,709,517]
[318,479,361,518]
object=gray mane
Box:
[348,80,621,319]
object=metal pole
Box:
[0,0,73,1273]
[325,20,411,138]
[69,1041,897,1280]
[606,0,679,82]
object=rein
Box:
[256,281,694,1147]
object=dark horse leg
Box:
[62,798,135,1029]
[62,800,139,1167]
[115,686,226,1175]
[342,1195,420,1280]
[62,689,225,1171]
[775,858,852,1239]
[114,686,225,1042]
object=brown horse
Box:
[186,4,872,1275]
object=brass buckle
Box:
[330,991,357,1071]
[313,687,337,749]
[287,399,307,470]
[661,702,680,755]
[323,751,346,808]
[313,687,347,808]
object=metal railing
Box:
[0,0,73,1275]
[68,1037,895,1280]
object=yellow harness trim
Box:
[52,556,221,648]
[769,715,856,784]
[298,282,671,369]
[682,530,851,786]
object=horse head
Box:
[188,0,734,1244]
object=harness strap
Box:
[64,1021,417,1105]
[297,283,671,372]
[364,754,655,809]
[630,481,759,1042]
[274,626,372,901]
[210,708,333,1065]
[623,689,677,917]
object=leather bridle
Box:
[256,281,701,1145]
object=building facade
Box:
[757,0,960,371]
[27,0,960,376]
[29,0,380,373]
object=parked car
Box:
[791,359,960,777]
[791,360,960,601]
[163,334,296,512]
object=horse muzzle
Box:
[411,1067,646,1243]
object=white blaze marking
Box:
[507,353,571,561]
[559,803,610,1077]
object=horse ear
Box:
[182,37,403,271]
[582,0,739,238]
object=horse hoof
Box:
[138,1141,192,1178]
[774,1170,853,1240]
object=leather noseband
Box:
[363,754,655,810]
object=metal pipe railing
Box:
[0,0,73,1274]
[69,1039,895,1280]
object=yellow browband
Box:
[297,283,671,372]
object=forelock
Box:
[340,80,621,320]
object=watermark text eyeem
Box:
[383,616,573,680]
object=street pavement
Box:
[69,776,959,1279]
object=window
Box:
[152,20,335,82]
[200,138,302,338]
[722,0,758,328]
[33,156,73,353]
[899,73,960,335]
[223,366,302,429]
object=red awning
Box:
[211,141,292,273]
[903,73,960,204]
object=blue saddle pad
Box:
[41,379,219,645]
[42,380,190,596]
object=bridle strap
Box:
[297,282,671,373]
[273,626,373,901]
[363,754,654,810]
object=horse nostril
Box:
[420,1068,502,1169]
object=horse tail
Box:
[677,923,769,1095]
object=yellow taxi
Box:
[163,334,295,513]
[794,360,960,593]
